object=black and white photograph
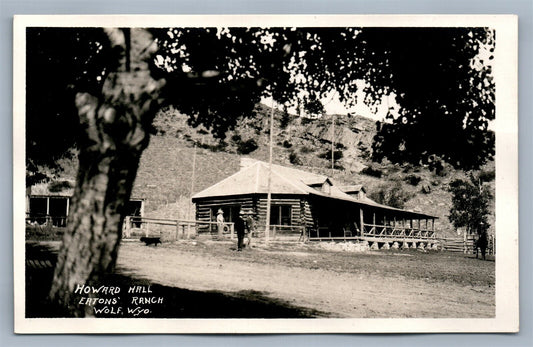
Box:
[13,15,518,333]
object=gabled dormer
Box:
[339,185,366,200]
[308,178,333,195]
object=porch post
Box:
[46,197,50,225]
[360,207,364,236]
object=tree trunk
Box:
[48,28,165,316]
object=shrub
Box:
[318,149,343,161]
[478,169,495,182]
[289,151,302,165]
[357,143,371,160]
[195,140,227,152]
[48,180,73,193]
[236,139,258,154]
[282,140,293,148]
[300,145,313,154]
[279,109,291,129]
[361,165,383,178]
[368,181,413,209]
[404,174,421,186]
[300,116,314,125]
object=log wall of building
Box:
[195,196,255,222]
[195,194,310,228]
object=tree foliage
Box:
[150,27,494,169]
[27,27,495,179]
[366,28,495,170]
[448,173,492,235]
[368,181,413,209]
[26,28,117,185]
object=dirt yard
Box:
[115,238,495,318]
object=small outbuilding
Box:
[26,181,145,228]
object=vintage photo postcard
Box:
[13,15,518,334]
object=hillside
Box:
[134,105,494,238]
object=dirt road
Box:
[116,240,495,318]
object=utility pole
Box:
[188,143,197,221]
[265,101,275,244]
[331,113,335,170]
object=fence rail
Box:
[26,215,67,228]
[123,217,307,241]
[123,216,235,240]
[442,235,496,256]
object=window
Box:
[29,197,47,216]
[270,205,292,226]
[48,198,68,227]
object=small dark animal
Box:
[475,232,488,260]
[140,237,162,246]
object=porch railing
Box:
[361,224,436,240]
[26,214,68,228]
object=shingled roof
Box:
[192,161,437,219]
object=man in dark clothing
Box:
[476,231,489,260]
[235,210,246,251]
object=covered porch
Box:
[307,194,437,245]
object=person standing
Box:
[245,213,255,247]
[235,210,246,251]
[216,209,225,237]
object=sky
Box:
[262,79,401,121]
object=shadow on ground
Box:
[25,242,324,318]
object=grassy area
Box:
[172,239,495,288]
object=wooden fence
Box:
[442,234,496,256]
[123,217,306,242]
[123,216,235,241]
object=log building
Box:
[192,160,438,245]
